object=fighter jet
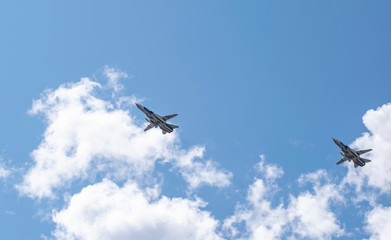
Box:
[136,103,178,134]
[333,138,372,168]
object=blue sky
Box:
[1,1,391,239]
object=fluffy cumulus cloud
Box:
[344,103,391,194]
[338,103,391,240]
[289,170,344,239]
[330,103,391,240]
[17,73,231,199]
[52,179,223,240]
[224,156,344,240]
[20,67,391,240]
[365,204,391,240]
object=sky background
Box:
[1,1,391,239]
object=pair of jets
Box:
[136,103,372,168]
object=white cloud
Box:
[255,154,284,181]
[52,179,223,240]
[0,165,10,179]
[344,103,391,194]
[115,95,141,109]
[224,157,344,240]
[18,76,231,199]
[103,66,128,92]
[287,181,344,239]
[337,103,391,239]
[25,68,391,240]
[365,204,391,240]
[174,146,232,189]
[223,102,391,239]
[0,158,10,179]
[298,169,328,186]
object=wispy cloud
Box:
[288,140,302,148]
[0,167,10,179]
[103,66,128,93]
[0,159,10,179]
[173,146,232,190]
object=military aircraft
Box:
[136,103,178,134]
[333,138,372,168]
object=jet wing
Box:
[162,114,178,121]
[144,123,154,132]
[356,149,372,155]
[336,157,347,165]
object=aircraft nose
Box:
[332,138,339,144]
[135,103,142,109]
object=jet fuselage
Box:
[333,138,367,167]
[136,103,178,134]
